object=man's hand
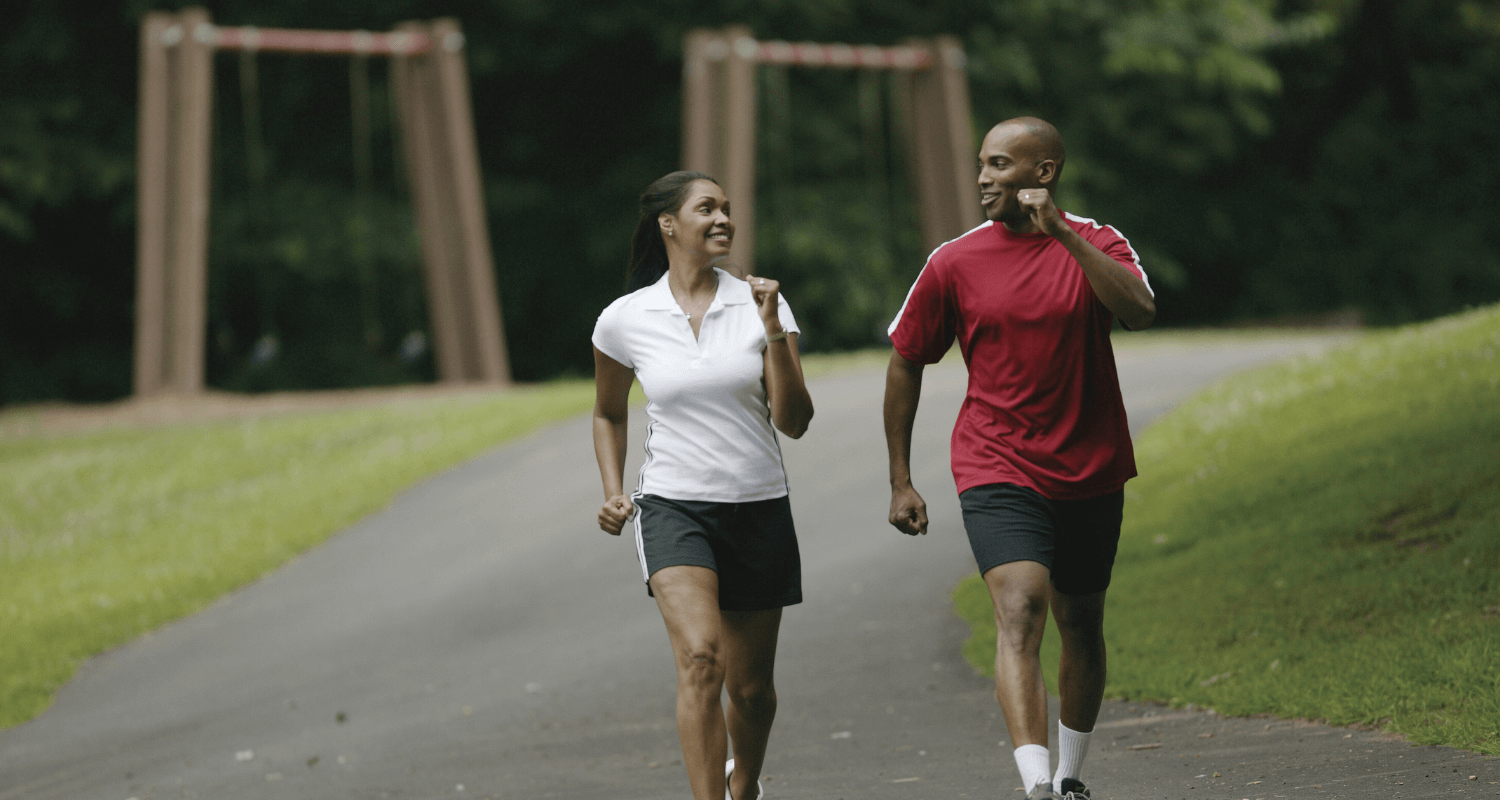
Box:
[889,483,929,536]
[598,494,634,535]
[1016,188,1069,238]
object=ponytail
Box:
[625,170,718,294]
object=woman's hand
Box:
[598,494,634,535]
[746,275,782,332]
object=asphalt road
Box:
[3,333,1495,800]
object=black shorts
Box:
[959,482,1124,596]
[633,494,803,611]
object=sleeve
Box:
[1091,223,1154,298]
[758,295,801,353]
[885,252,956,365]
[776,295,800,336]
[590,298,635,370]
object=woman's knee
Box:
[727,676,777,715]
[677,641,726,690]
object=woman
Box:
[591,170,814,800]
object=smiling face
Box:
[977,122,1061,227]
[660,179,733,261]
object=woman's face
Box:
[660,180,733,260]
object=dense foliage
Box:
[2,0,1497,401]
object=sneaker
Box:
[1058,777,1091,799]
[1026,782,1062,800]
[725,758,764,800]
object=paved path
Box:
[3,334,1495,800]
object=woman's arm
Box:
[748,276,814,439]
[592,347,636,534]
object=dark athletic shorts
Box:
[633,494,803,611]
[959,482,1124,596]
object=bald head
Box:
[984,117,1066,187]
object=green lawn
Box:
[0,348,885,730]
[954,306,1500,753]
[0,381,609,729]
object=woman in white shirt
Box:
[592,171,814,800]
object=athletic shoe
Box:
[724,758,764,800]
[1026,782,1062,800]
[1058,777,1091,799]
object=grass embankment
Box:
[0,348,879,730]
[954,306,1500,754]
[0,382,607,729]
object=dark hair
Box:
[625,170,718,293]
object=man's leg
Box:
[982,559,1054,791]
[1046,487,1121,795]
[1050,587,1107,730]
[1049,587,1106,791]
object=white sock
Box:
[1013,743,1052,791]
[1052,721,1092,788]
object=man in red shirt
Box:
[883,117,1155,800]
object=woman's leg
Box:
[721,607,783,800]
[651,565,729,800]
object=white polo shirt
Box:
[592,268,800,503]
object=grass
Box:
[953,305,1500,753]
[0,348,893,730]
[0,382,607,729]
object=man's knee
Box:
[991,589,1049,651]
[994,589,1047,624]
[1051,591,1106,638]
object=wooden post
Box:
[681,29,718,176]
[429,18,509,385]
[165,7,215,394]
[722,26,758,278]
[133,7,214,396]
[901,37,979,255]
[393,22,467,384]
[393,20,510,385]
[134,12,173,396]
[933,36,982,234]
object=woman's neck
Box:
[666,256,718,299]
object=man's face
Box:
[977,126,1046,225]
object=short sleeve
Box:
[886,254,956,365]
[591,298,634,370]
[1090,223,1153,298]
[758,295,802,353]
[776,295,799,336]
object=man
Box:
[883,117,1154,800]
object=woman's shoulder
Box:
[599,281,662,320]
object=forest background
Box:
[2,0,1497,402]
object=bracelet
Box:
[765,330,788,344]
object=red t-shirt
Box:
[887,214,1152,500]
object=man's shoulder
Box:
[926,221,997,269]
[1062,211,1130,244]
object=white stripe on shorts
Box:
[631,492,649,583]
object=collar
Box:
[639,267,750,312]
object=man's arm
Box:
[1019,189,1156,331]
[884,351,929,535]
